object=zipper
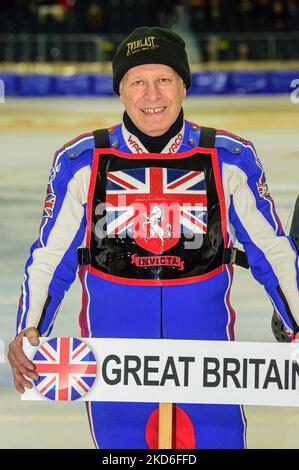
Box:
[37,294,52,333]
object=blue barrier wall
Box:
[0,71,298,96]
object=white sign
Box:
[22,337,299,406]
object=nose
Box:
[143,81,161,101]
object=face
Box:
[119,64,186,137]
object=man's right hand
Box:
[7,327,40,393]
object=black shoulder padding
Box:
[199,127,216,148]
[93,128,110,149]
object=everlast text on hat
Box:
[126,36,159,56]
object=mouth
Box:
[141,106,166,115]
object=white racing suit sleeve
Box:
[224,142,299,335]
[16,146,90,336]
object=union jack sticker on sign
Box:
[32,337,97,401]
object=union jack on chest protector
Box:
[106,167,208,254]
[33,337,97,401]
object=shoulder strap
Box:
[77,127,110,269]
[199,126,216,148]
[198,126,250,272]
[92,128,110,149]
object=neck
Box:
[123,109,184,153]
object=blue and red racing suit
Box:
[16,119,299,449]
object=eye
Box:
[131,80,144,86]
[158,77,171,84]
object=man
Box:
[8,26,299,449]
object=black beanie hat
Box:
[112,26,191,95]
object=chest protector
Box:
[84,127,228,286]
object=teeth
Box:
[142,107,165,114]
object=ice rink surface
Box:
[0,95,298,448]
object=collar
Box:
[122,109,184,154]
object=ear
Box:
[119,76,126,102]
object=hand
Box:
[295,332,299,342]
[7,327,40,393]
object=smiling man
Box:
[119,63,186,137]
[8,26,299,449]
